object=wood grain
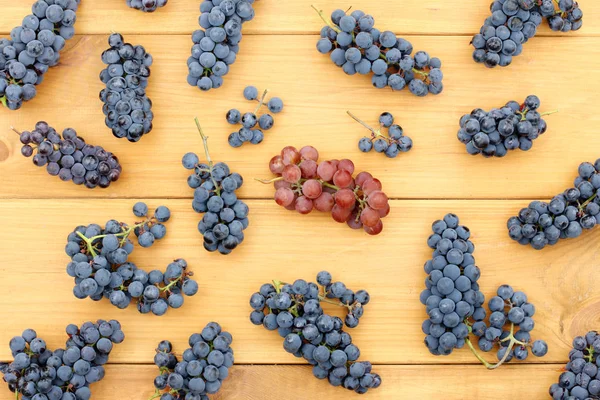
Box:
[1,35,599,199]
[0,0,596,36]
[0,364,565,399]
[0,199,597,365]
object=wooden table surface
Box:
[0,1,598,399]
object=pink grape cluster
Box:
[267,146,390,235]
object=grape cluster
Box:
[0,0,81,110]
[458,95,557,157]
[65,202,200,315]
[471,0,582,68]
[508,159,600,250]
[314,7,443,96]
[249,271,381,394]
[15,121,122,188]
[0,320,124,400]
[349,111,413,158]
[420,214,485,355]
[265,145,390,235]
[100,33,154,142]
[470,285,548,364]
[182,119,249,255]
[226,85,284,147]
[151,323,234,400]
[549,331,600,399]
[187,0,255,91]
[126,0,168,12]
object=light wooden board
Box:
[0,0,598,399]
[0,0,597,35]
[0,35,599,199]
[0,364,565,400]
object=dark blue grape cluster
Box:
[249,271,381,394]
[126,0,168,12]
[0,0,81,110]
[314,7,443,96]
[183,119,249,255]
[550,331,600,400]
[470,285,548,364]
[187,0,255,91]
[421,213,485,355]
[15,121,122,188]
[0,320,124,400]
[508,159,600,249]
[471,0,582,68]
[100,33,154,142]
[226,85,284,147]
[348,111,413,158]
[458,95,556,157]
[64,203,200,315]
[151,322,234,400]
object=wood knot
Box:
[0,138,10,162]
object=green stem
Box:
[0,96,7,108]
[347,111,378,135]
[320,181,340,191]
[193,117,221,196]
[272,280,283,294]
[10,126,21,136]
[148,389,161,400]
[467,323,521,370]
[465,338,492,368]
[412,68,429,77]
[160,274,185,292]
[311,5,341,33]
[579,193,597,212]
[540,109,559,117]
[253,89,268,114]
[255,177,284,184]
[76,220,149,258]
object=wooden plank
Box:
[0,0,596,36]
[0,199,597,364]
[0,364,564,399]
[1,35,599,200]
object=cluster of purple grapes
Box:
[150,322,234,399]
[249,271,381,394]
[0,320,124,399]
[15,121,122,189]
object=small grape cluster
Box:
[471,0,582,68]
[150,323,234,400]
[182,119,249,255]
[421,213,485,355]
[100,33,154,142]
[349,111,412,158]
[549,331,600,399]
[457,95,557,157]
[0,0,81,110]
[187,0,255,91]
[508,159,600,249]
[0,320,124,400]
[126,0,168,12]
[14,121,122,188]
[249,271,381,394]
[314,6,443,96]
[469,285,548,365]
[226,86,284,147]
[262,146,390,235]
[65,202,200,315]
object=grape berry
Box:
[261,145,391,235]
[314,6,443,96]
[126,0,168,12]
[349,111,413,158]
[14,121,122,188]
[182,118,250,254]
[0,0,81,110]
[458,95,557,157]
[150,322,234,400]
[187,0,256,91]
[549,331,600,399]
[100,33,154,142]
[471,0,582,68]
[0,320,124,400]
[226,85,284,147]
[508,159,600,249]
[249,271,381,393]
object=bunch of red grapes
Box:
[267,145,390,235]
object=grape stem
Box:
[310,5,341,33]
[10,126,21,136]
[194,117,221,196]
[346,111,396,144]
[0,96,7,108]
[465,323,526,370]
[255,177,283,184]
[75,220,150,258]
[579,193,597,212]
[253,89,269,114]
[148,389,161,400]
